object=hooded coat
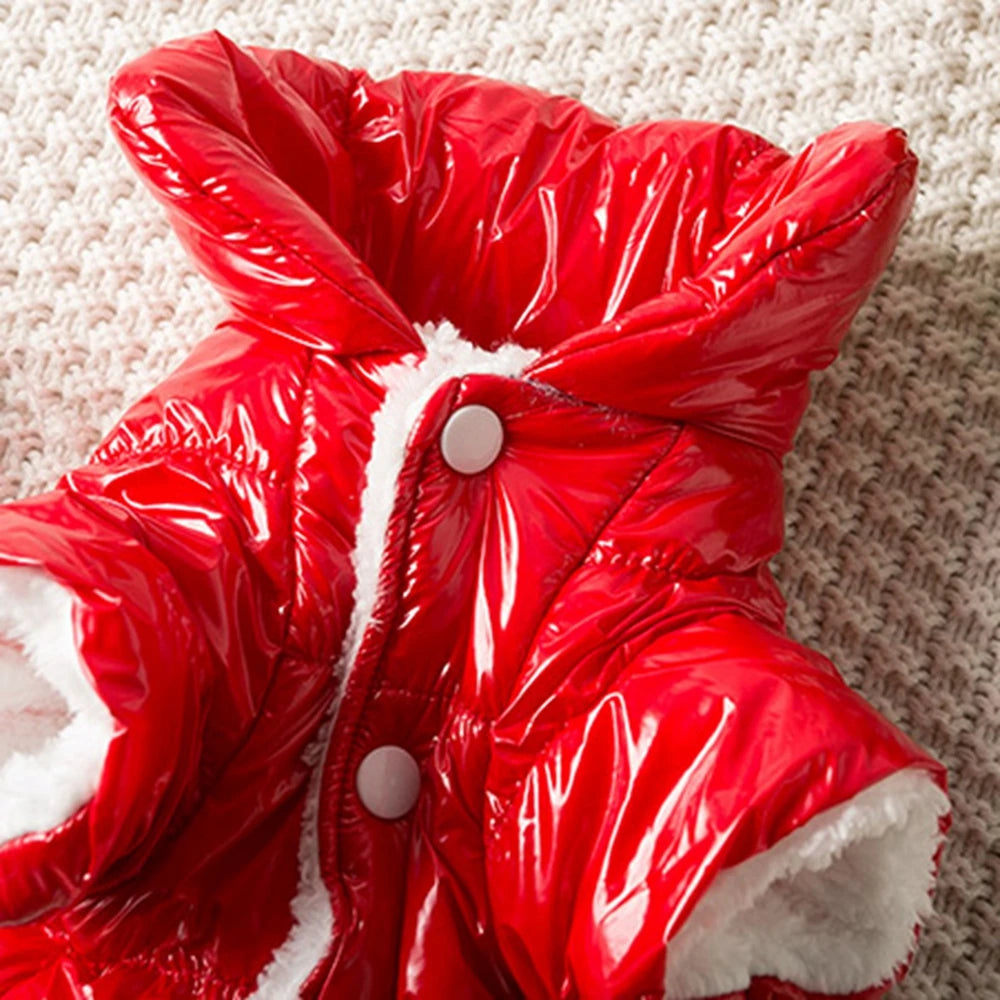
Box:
[0,31,949,1000]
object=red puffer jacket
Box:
[0,31,949,1000]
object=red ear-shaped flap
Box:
[527,124,918,453]
[107,31,420,355]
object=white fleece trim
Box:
[665,767,950,999]
[251,321,538,998]
[0,566,115,844]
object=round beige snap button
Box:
[355,745,421,820]
[440,404,504,474]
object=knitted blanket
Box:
[1,1,996,996]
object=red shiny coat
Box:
[0,31,948,1000]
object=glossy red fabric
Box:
[0,31,947,1000]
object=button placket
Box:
[355,400,504,822]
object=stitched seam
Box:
[708,157,911,297]
[589,544,686,577]
[370,684,454,701]
[492,421,684,709]
[280,350,318,651]
[481,426,688,836]
[109,950,251,997]
[91,443,287,484]
[588,541,771,583]
[734,134,775,173]
[329,381,462,905]
[46,921,252,997]
[177,349,318,811]
[691,133,775,273]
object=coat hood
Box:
[108,30,917,453]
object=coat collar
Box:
[109,30,917,453]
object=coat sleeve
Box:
[484,612,948,1000]
[0,491,212,924]
[0,323,302,928]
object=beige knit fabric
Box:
[0,1,996,996]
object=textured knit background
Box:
[0,0,996,996]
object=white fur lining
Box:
[0,566,116,844]
[665,767,950,999]
[250,321,538,997]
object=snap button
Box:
[356,745,421,820]
[440,404,504,474]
